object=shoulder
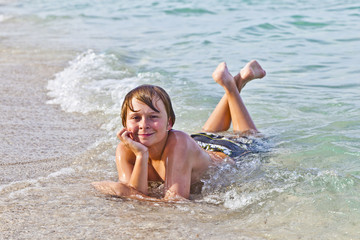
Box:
[164,130,212,183]
[168,129,188,137]
[164,129,205,164]
[162,130,196,174]
[166,130,198,150]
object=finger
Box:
[118,131,133,149]
[128,132,140,142]
[128,132,135,141]
[117,128,127,140]
[121,130,135,143]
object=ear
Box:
[167,118,173,131]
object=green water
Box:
[1,0,360,239]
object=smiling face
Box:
[125,97,172,147]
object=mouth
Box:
[137,133,154,138]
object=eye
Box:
[149,114,161,120]
[131,116,140,120]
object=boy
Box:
[92,60,266,201]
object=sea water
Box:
[1,0,360,239]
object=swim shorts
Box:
[190,132,253,158]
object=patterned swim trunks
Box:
[190,132,254,158]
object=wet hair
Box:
[121,84,176,128]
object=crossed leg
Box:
[202,60,266,133]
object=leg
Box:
[202,60,265,133]
[202,94,232,132]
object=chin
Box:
[138,139,153,146]
[139,141,150,146]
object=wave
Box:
[0,167,75,198]
[47,49,166,131]
[0,14,13,22]
[199,157,359,210]
[164,8,215,16]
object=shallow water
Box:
[1,0,360,239]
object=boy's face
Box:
[125,97,172,147]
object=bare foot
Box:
[235,60,266,91]
[212,62,237,91]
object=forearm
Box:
[92,181,187,202]
[129,151,149,194]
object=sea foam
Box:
[1,167,76,198]
[0,14,12,22]
[47,49,166,132]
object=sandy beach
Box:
[0,46,104,184]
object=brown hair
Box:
[121,84,176,128]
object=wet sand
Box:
[0,46,105,184]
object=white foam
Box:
[222,187,285,210]
[47,167,75,178]
[200,160,309,210]
[47,49,129,114]
[0,14,12,22]
[1,167,76,198]
[47,49,167,133]
[0,179,37,194]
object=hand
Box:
[117,128,148,156]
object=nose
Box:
[139,118,150,130]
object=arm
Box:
[163,133,193,200]
[95,132,193,201]
[92,181,188,202]
[164,157,192,200]
[162,131,213,200]
[93,149,190,202]
[115,128,149,195]
[93,130,194,202]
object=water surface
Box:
[1,0,360,239]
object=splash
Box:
[47,49,167,131]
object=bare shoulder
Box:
[165,130,211,165]
[165,130,211,183]
[166,130,198,151]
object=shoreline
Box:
[0,45,105,184]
